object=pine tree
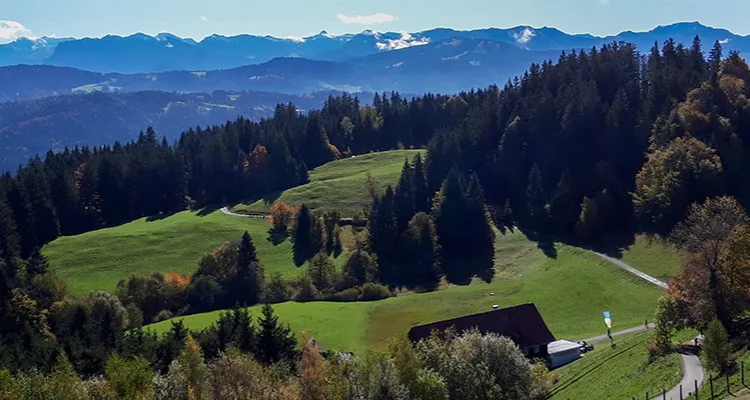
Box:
[293,204,315,266]
[367,186,399,283]
[411,153,431,213]
[432,169,471,283]
[400,212,442,288]
[708,40,723,83]
[526,164,547,233]
[256,304,296,364]
[464,174,495,281]
[26,247,51,278]
[231,232,264,306]
[394,159,416,232]
[549,169,580,233]
[0,192,20,259]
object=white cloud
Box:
[337,13,397,25]
[719,38,730,44]
[513,28,536,46]
[0,20,34,44]
[200,16,208,22]
[375,31,429,51]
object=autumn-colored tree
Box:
[175,336,210,400]
[634,137,723,234]
[298,334,328,400]
[269,201,294,232]
[668,196,750,330]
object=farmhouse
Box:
[407,303,556,358]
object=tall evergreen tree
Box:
[0,192,20,260]
[400,212,442,288]
[367,186,399,283]
[411,153,431,213]
[526,164,547,233]
[293,204,315,266]
[231,231,263,306]
[393,159,416,232]
[432,169,472,283]
[549,169,580,233]
[256,304,296,364]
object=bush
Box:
[263,272,292,304]
[326,287,362,302]
[360,283,391,301]
[154,310,174,323]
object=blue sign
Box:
[603,311,611,318]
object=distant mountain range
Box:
[1,22,747,74]
[0,90,351,171]
[0,39,560,102]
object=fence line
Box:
[628,361,749,400]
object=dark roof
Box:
[407,303,555,349]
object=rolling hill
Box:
[232,149,425,217]
[148,229,667,355]
[42,150,416,295]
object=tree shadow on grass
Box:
[196,204,221,217]
[267,228,288,246]
[145,213,171,222]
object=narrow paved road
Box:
[589,252,704,400]
[654,350,704,400]
[219,207,267,219]
[592,251,669,289]
[580,323,655,343]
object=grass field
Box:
[44,210,347,297]
[231,149,425,217]
[549,331,682,400]
[618,235,683,282]
[150,229,666,354]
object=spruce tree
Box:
[411,153,431,213]
[526,164,547,233]
[549,169,580,233]
[432,169,471,283]
[464,174,495,281]
[293,204,314,266]
[0,193,20,260]
[394,159,416,232]
[367,186,399,283]
[401,212,442,288]
[256,304,296,364]
[232,231,263,306]
[26,247,51,278]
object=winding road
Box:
[585,251,704,400]
[219,205,704,397]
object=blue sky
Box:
[2,0,750,42]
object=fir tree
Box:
[411,153,431,214]
[256,304,296,364]
[526,164,547,233]
[293,204,315,266]
[549,169,580,233]
[231,231,264,306]
[394,159,416,232]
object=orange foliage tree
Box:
[269,201,295,232]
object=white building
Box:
[547,339,582,368]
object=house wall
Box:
[549,348,582,369]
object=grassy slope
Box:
[550,331,682,400]
[232,149,425,217]
[150,230,666,355]
[44,211,345,297]
[618,235,683,282]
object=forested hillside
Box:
[0,90,350,172]
[2,35,749,396]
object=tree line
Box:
[0,327,553,400]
